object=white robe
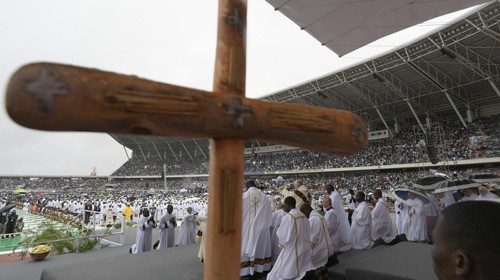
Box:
[324,207,351,252]
[424,193,439,217]
[177,213,196,246]
[135,216,154,253]
[271,208,287,262]
[403,198,427,241]
[266,209,313,280]
[197,215,207,261]
[478,192,499,200]
[349,201,373,249]
[460,194,479,202]
[329,190,351,250]
[436,192,455,211]
[158,213,175,250]
[395,201,408,235]
[241,187,273,276]
[309,211,333,269]
[371,198,397,243]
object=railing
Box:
[0,210,125,254]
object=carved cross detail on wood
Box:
[25,69,67,114]
[223,97,252,128]
[5,1,367,279]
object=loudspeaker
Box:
[425,134,439,164]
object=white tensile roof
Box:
[266,0,492,56]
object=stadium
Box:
[0,1,499,280]
[3,2,498,189]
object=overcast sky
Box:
[0,1,479,176]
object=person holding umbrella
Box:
[0,203,16,238]
[6,209,18,238]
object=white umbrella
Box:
[434,179,481,194]
[393,188,430,204]
[413,175,449,190]
[469,173,500,184]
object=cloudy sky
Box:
[0,1,479,176]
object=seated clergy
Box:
[300,202,333,278]
[267,197,313,280]
[349,192,373,249]
[371,190,404,245]
[322,194,351,252]
[270,203,287,263]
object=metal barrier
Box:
[0,209,125,254]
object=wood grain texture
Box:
[205,0,246,279]
[5,63,368,155]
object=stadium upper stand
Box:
[109,2,499,173]
[110,115,498,176]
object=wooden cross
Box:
[5,0,367,279]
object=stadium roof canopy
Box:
[111,1,500,160]
[266,0,491,56]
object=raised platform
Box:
[329,242,437,280]
[40,242,437,280]
[41,244,202,280]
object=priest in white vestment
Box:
[349,192,373,249]
[267,197,313,280]
[241,180,273,276]
[326,184,352,252]
[371,190,397,244]
[176,207,197,246]
[271,203,287,263]
[403,192,427,242]
[158,204,176,250]
[300,203,333,270]
[281,182,310,210]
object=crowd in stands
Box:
[0,178,106,191]
[111,115,499,176]
[1,168,495,196]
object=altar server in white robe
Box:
[300,203,333,270]
[267,197,313,280]
[270,203,287,263]
[326,184,352,252]
[403,192,427,242]
[349,192,373,249]
[395,200,408,235]
[371,190,397,244]
[158,204,176,250]
[196,214,207,262]
[241,180,273,276]
[176,207,196,246]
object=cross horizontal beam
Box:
[6,62,368,155]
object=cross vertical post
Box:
[205,0,247,279]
